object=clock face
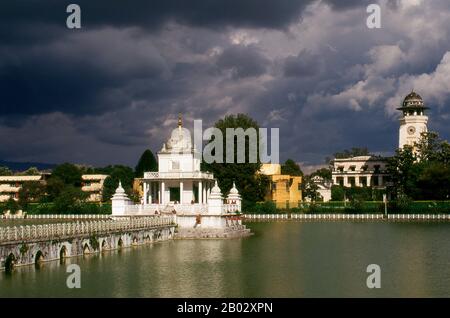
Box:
[407,126,416,135]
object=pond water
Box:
[0,222,449,297]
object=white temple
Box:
[111,115,250,237]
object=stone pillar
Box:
[143,182,148,205]
[148,182,152,204]
[198,181,203,204]
[203,184,207,204]
[161,181,165,204]
[158,181,161,204]
[180,181,183,204]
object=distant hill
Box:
[0,160,57,172]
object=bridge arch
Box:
[60,246,67,259]
[83,243,90,255]
[4,253,16,272]
[117,238,123,248]
[34,250,44,269]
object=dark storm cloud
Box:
[283,51,321,77]
[1,0,449,168]
[0,0,369,40]
[216,45,270,79]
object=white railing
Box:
[1,214,112,220]
[223,204,240,213]
[143,171,214,179]
[242,214,450,221]
[0,216,175,244]
[125,203,208,215]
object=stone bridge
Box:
[0,216,175,272]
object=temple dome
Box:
[229,182,239,195]
[208,180,223,200]
[164,127,192,152]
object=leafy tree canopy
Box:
[135,149,157,177]
[334,147,371,159]
[0,166,12,176]
[281,159,303,176]
[51,163,82,187]
[201,113,268,205]
[388,132,450,200]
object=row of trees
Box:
[387,132,450,200]
[1,149,159,214]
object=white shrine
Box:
[111,115,250,238]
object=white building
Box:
[81,174,109,202]
[311,176,332,202]
[331,156,389,188]
[111,116,250,237]
[0,174,50,202]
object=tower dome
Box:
[398,91,428,110]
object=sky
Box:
[1,0,450,171]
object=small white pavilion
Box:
[112,115,248,236]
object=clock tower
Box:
[398,91,429,149]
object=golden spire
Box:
[178,113,183,128]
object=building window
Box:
[272,182,277,190]
[349,166,356,172]
[348,177,356,187]
[373,177,379,186]
[298,183,301,191]
[360,177,367,187]
[374,165,380,173]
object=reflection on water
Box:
[0,222,449,297]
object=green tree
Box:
[0,166,12,176]
[45,177,66,201]
[387,145,417,197]
[20,167,40,176]
[281,159,303,176]
[331,185,345,201]
[100,165,135,201]
[135,149,157,177]
[18,181,46,209]
[52,163,82,186]
[310,167,332,180]
[334,147,370,159]
[53,185,87,214]
[302,177,320,202]
[5,198,20,214]
[201,114,268,205]
[416,162,450,200]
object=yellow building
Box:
[259,163,302,209]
